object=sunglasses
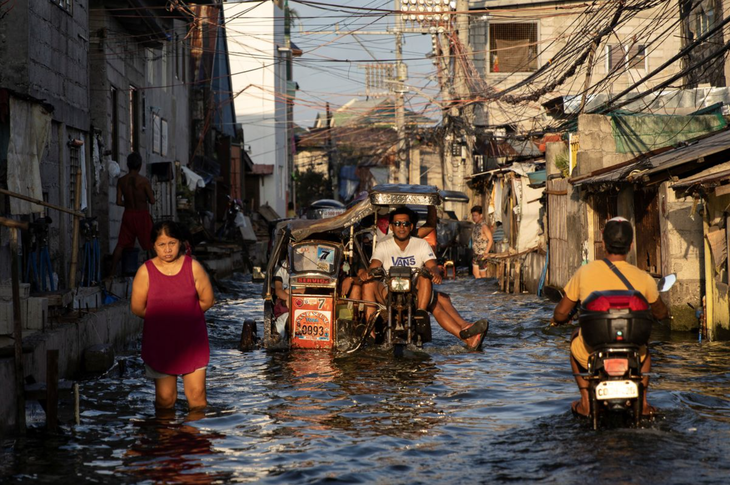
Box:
[391,221,412,228]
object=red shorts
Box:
[116,210,153,250]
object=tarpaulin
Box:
[611,113,726,154]
[516,177,544,252]
[7,97,51,214]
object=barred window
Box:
[489,23,538,73]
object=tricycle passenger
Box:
[272,258,291,340]
[363,207,489,351]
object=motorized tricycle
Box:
[261,184,442,355]
[578,274,676,429]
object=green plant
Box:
[554,150,570,178]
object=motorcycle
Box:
[579,274,676,429]
[261,183,443,355]
[366,265,433,357]
[216,195,245,241]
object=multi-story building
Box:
[224,0,290,217]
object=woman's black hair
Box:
[150,220,185,245]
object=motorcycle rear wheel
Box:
[590,390,600,430]
[633,384,644,427]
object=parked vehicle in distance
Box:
[305,199,346,220]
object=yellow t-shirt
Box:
[565,259,659,368]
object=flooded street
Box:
[2,274,730,484]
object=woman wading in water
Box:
[131,221,214,410]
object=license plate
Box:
[595,380,638,400]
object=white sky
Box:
[289,0,441,128]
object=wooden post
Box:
[10,227,26,435]
[505,258,512,293]
[73,382,80,425]
[497,261,504,289]
[69,169,83,288]
[46,349,59,432]
[513,260,521,294]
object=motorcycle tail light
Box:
[584,294,649,312]
[390,277,411,292]
[603,358,629,376]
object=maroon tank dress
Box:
[141,255,209,375]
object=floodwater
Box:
[2,274,730,484]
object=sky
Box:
[288,0,441,129]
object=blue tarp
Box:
[339,165,359,201]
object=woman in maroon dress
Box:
[131,221,214,410]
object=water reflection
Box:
[263,350,443,439]
[2,273,730,484]
[122,408,228,484]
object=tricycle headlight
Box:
[390,277,411,292]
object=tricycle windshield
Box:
[289,242,342,275]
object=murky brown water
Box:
[2,274,729,483]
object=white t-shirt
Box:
[371,237,436,271]
[273,261,289,290]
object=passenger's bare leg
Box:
[641,353,653,415]
[570,354,590,417]
[430,298,463,338]
[435,293,470,328]
[362,280,382,322]
[429,293,484,348]
[416,276,431,310]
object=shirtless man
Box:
[110,152,155,277]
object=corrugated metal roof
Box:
[672,162,730,189]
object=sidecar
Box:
[261,184,442,352]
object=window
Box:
[489,23,538,73]
[627,44,647,69]
[51,0,72,14]
[152,114,161,154]
[695,5,715,37]
[162,43,169,91]
[607,43,647,72]
[161,119,168,157]
[110,86,119,162]
[129,86,138,153]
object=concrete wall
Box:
[88,12,189,255]
[472,4,683,130]
[574,114,635,176]
[0,301,142,435]
[225,1,288,216]
[660,183,703,331]
[0,2,90,288]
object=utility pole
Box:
[284,0,296,211]
[453,0,473,219]
[326,103,339,200]
[395,0,408,184]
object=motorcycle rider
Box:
[551,217,669,417]
[363,207,489,350]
